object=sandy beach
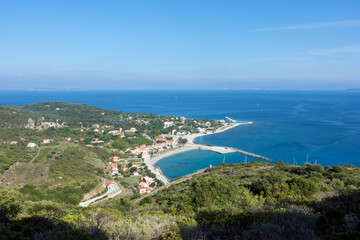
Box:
[145,121,253,183]
[184,121,252,143]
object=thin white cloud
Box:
[254,20,360,32]
[308,46,360,56]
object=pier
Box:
[225,116,237,122]
[191,143,270,161]
[231,148,270,161]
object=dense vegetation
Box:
[1,162,359,239]
[0,102,218,206]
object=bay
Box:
[1,90,359,179]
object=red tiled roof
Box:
[106,180,116,186]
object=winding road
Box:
[134,169,206,203]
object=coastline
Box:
[145,122,252,183]
[184,121,252,144]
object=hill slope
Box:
[1,162,359,239]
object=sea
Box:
[1,90,359,179]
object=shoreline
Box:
[145,122,252,183]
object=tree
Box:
[178,138,188,144]
[0,189,22,223]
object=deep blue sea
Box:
[1,90,359,179]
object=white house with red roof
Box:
[133,171,139,176]
[138,185,152,195]
[109,130,120,135]
[110,156,121,162]
[138,185,147,195]
[106,180,118,192]
[110,163,120,175]
[43,139,51,144]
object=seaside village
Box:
[29,114,228,197]
[102,118,226,196]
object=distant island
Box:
[0,101,359,239]
[347,88,360,92]
[29,88,87,91]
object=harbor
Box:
[145,121,270,183]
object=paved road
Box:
[134,169,206,203]
[79,184,122,207]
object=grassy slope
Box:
[0,142,110,205]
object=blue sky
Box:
[0,0,359,90]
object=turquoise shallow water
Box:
[1,90,359,179]
[154,149,261,180]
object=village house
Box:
[27,142,37,148]
[133,171,139,176]
[138,185,147,195]
[106,180,118,192]
[139,182,149,188]
[91,138,104,144]
[43,139,51,144]
[137,185,152,195]
[65,137,71,141]
[142,151,151,160]
[109,130,120,135]
[110,163,120,175]
[122,166,128,171]
[163,121,174,128]
[92,124,100,128]
[141,176,155,185]
[110,156,121,162]
[196,127,206,133]
[180,116,186,123]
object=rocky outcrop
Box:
[25,118,36,129]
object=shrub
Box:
[0,189,22,223]
[333,165,344,173]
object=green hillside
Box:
[1,162,359,239]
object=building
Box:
[43,139,51,144]
[138,185,152,195]
[164,121,174,128]
[180,116,186,123]
[110,156,121,162]
[27,142,37,148]
[130,127,137,133]
[110,163,119,175]
[138,185,147,195]
[141,176,155,185]
[133,171,139,176]
[106,180,118,192]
